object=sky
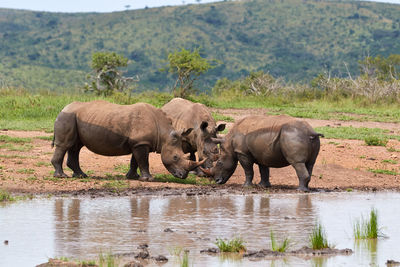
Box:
[0,0,398,13]
[0,0,224,13]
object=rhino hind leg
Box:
[51,147,68,178]
[238,154,254,186]
[126,154,139,180]
[132,145,154,182]
[292,163,311,191]
[258,165,271,188]
[67,143,87,178]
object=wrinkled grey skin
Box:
[207,115,323,191]
[51,100,204,181]
[162,98,225,176]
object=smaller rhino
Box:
[202,115,323,191]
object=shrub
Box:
[215,236,246,253]
[364,136,388,146]
[354,208,382,239]
[309,222,330,250]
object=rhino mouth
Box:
[172,170,189,179]
[215,177,227,184]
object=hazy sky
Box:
[1,0,398,13]
[0,0,224,13]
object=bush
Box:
[364,136,388,146]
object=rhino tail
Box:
[309,133,324,140]
[51,133,55,148]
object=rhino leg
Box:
[126,154,139,180]
[132,145,154,182]
[258,165,271,188]
[292,163,311,191]
[51,147,69,178]
[67,143,87,178]
[238,154,254,186]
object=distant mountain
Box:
[0,0,399,92]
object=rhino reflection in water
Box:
[202,115,323,191]
[51,100,205,181]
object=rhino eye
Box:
[216,161,223,167]
[173,155,179,161]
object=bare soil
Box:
[0,108,399,196]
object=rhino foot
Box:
[258,181,271,188]
[243,182,254,187]
[139,176,154,182]
[126,172,140,180]
[54,172,69,178]
[72,172,88,178]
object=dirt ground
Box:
[0,108,399,196]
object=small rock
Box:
[135,250,149,259]
[124,261,143,267]
[153,255,168,262]
[4,240,8,245]
[367,157,376,161]
[137,243,148,249]
[200,248,219,254]
[387,259,400,266]
[164,228,174,232]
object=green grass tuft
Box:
[215,236,246,253]
[0,190,15,202]
[154,173,213,185]
[368,168,399,176]
[364,136,388,146]
[354,208,382,239]
[309,222,331,250]
[270,230,290,252]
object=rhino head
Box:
[196,121,226,169]
[161,128,205,179]
[200,138,237,184]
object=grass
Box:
[364,136,388,146]
[368,168,399,176]
[0,135,32,144]
[113,163,130,174]
[98,252,119,267]
[314,126,400,141]
[215,236,246,253]
[354,209,381,239]
[102,180,129,191]
[16,168,35,174]
[212,112,235,123]
[381,159,398,164]
[0,190,15,202]
[154,173,214,185]
[309,222,331,250]
[180,250,189,267]
[270,230,290,252]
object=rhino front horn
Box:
[187,158,207,171]
[199,167,214,177]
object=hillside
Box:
[0,0,399,92]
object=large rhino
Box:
[51,100,204,181]
[161,98,225,175]
[202,115,323,191]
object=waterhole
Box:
[1,192,400,266]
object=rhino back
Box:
[229,115,298,167]
[72,101,163,155]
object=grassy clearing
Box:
[0,90,399,132]
[309,222,331,250]
[0,135,32,144]
[354,209,382,239]
[154,173,214,185]
[270,230,290,252]
[212,112,235,123]
[215,236,246,253]
[315,126,400,141]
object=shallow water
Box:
[1,192,400,267]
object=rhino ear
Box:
[181,128,193,137]
[170,131,180,141]
[216,123,226,132]
[200,121,208,132]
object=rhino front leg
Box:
[132,145,154,182]
[67,144,87,178]
[238,154,254,186]
[292,163,311,191]
[51,146,68,178]
[258,164,271,188]
[126,154,139,180]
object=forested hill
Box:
[1,0,399,92]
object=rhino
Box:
[51,100,205,181]
[161,98,225,175]
[201,115,323,191]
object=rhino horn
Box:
[187,158,207,171]
[211,137,225,144]
[199,166,214,177]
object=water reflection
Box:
[1,192,400,266]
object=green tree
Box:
[85,51,137,96]
[359,54,400,81]
[164,48,216,98]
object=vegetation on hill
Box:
[1,0,400,92]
